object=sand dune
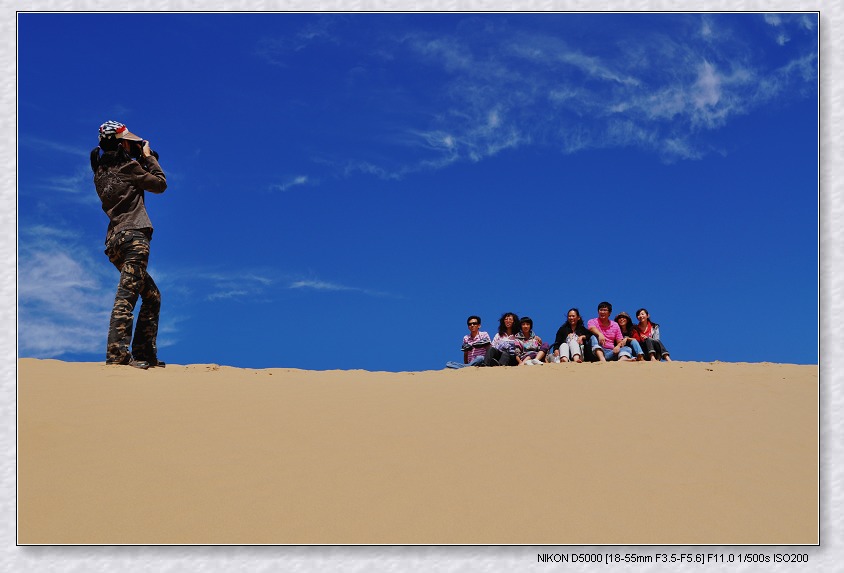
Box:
[17,358,817,545]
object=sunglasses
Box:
[468,322,479,326]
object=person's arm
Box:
[552,326,566,355]
[491,333,503,349]
[461,336,471,364]
[652,324,661,341]
[129,152,167,194]
[473,333,492,348]
[612,325,624,351]
[587,320,606,346]
[576,325,589,344]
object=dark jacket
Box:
[95,155,166,243]
[552,321,591,350]
[553,321,597,361]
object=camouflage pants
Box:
[104,229,161,364]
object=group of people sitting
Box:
[447,301,671,368]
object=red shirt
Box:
[633,322,653,342]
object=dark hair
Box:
[615,314,634,337]
[566,308,584,329]
[635,308,658,328]
[467,315,481,326]
[597,301,612,312]
[498,312,519,336]
[90,142,132,173]
[520,316,533,328]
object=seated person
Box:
[587,301,634,362]
[615,311,645,361]
[633,308,672,361]
[461,315,491,366]
[515,316,546,365]
[484,312,521,367]
[552,308,592,363]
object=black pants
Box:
[104,229,161,364]
[484,347,515,366]
[640,337,669,360]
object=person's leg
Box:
[132,272,162,365]
[499,349,514,366]
[630,339,644,361]
[105,231,149,366]
[484,347,502,366]
[583,342,596,362]
[520,351,534,365]
[566,338,581,362]
[618,347,634,361]
[590,335,608,361]
[640,338,657,360]
[653,340,671,361]
[559,338,570,362]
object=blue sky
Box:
[17,12,818,371]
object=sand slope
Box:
[17,358,817,545]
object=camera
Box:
[129,140,160,160]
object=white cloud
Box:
[35,166,95,197]
[487,110,501,128]
[271,175,310,192]
[289,278,401,299]
[262,15,816,173]
[290,279,353,292]
[207,290,250,301]
[20,136,89,158]
[692,61,722,109]
[764,14,783,27]
[191,270,275,302]
[18,228,115,357]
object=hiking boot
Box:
[134,355,166,367]
[106,358,150,369]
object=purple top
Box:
[463,331,491,362]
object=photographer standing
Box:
[90,121,167,369]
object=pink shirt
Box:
[587,318,623,350]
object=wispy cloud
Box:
[255,16,343,66]
[18,226,114,357]
[265,14,816,173]
[160,269,276,302]
[270,175,310,192]
[20,135,90,158]
[289,279,353,292]
[30,166,96,199]
[289,277,402,299]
